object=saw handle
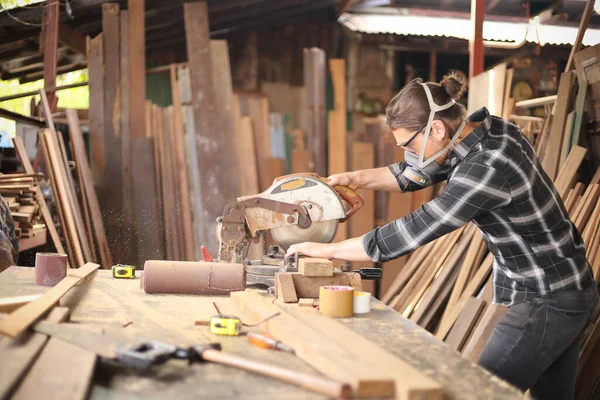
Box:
[332,185,364,222]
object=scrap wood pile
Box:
[0,173,47,251]
[380,42,600,400]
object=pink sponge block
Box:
[35,253,68,286]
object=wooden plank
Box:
[232,95,260,197]
[552,145,587,200]
[0,294,41,313]
[436,253,494,340]
[86,33,105,192]
[462,304,507,362]
[150,105,166,258]
[467,63,506,116]
[261,158,285,191]
[286,272,362,299]
[275,274,298,303]
[72,135,97,263]
[40,129,84,267]
[128,0,145,140]
[574,184,600,232]
[565,182,585,214]
[277,300,444,400]
[583,195,600,250]
[184,2,237,253]
[446,226,485,311]
[0,307,70,400]
[469,0,485,78]
[42,0,59,110]
[502,68,514,120]
[12,328,96,400]
[570,80,589,153]
[247,95,271,191]
[350,141,375,292]
[66,109,112,269]
[445,297,486,352]
[101,2,124,265]
[328,59,347,177]
[120,9,137,265]
[560,111,576,166]
[170,65,195,261]
[0,263,99,338]
[304,48,327,177]
[298,257,333,277]
[541,71,576,180]
[231,291,397,398]
[565,0,595,72]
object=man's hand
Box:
[285,242,335,259]
[327,172,358,189]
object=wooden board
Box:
[12,137,65,256]
[574,184,600,231]
[467,63,507,116]
[436,254,494,340]
[0,263,99,338]
[231,291,396,398]
[0,294,41,313]
[12,329,96,400]
[328,59,347,178]
[66,110,112,269]
[282,272,362,299]
[541,71,576,180]
[275,273,298,303]
[232,95,260,197]
[184,3,237,253]
[461,304,508,362]
[0,307,70,400]
[277,301,445,400]
[87,33,105,190]
[350,141,375,292]
[555,146,588,200]
[170,65,195,261]
[246,95,271,191]
[445,297,486,352]
[298,257,333,277]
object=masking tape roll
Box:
[319,286,354,318]
[353,291,371,314]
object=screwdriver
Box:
[248,332,295,354]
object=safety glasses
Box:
[397,125,425,149]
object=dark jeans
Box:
[478,282,599,400]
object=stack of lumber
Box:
[0,174,47,251]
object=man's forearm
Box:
[330,237,372,262]
[353,167,401,192]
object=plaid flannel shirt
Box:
[362,107,594,306]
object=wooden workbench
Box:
[0,267,524,400]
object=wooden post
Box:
[43,0,59,112]
[469,0,485,78]
[184,2,238,254]
[429,51,437,82]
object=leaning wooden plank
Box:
[540,71,576,181]
[40,129,83,267]
[554,145,588,199]
[461,304,508,362]
[446,226,485,311]
[184,2,237,253]
[232,95,260,197]
[0,294,41,313]
[445,297,486,352]
[328,59,347,179]
[231,291,396,398]
[12,328,96,400]
[574,184,600,231]
[0,263,99,338]
[66,110,113,269]
[0,307,69,400]
[436,253,494,340]
[87,33,105,190]
[565,182,585,215]
[169,65,195,261]
[278,301,444,400]
[565,0,596,72]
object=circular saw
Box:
[216,173,364,264]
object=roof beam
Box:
[43,0,60,111]
[487,0,502,12]
[59,23,87,54]
[20,61,87,84]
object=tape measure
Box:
[210,315,242,336]
[112,264,136,279]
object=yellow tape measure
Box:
[210,315,242,336]
[112,264,136,279]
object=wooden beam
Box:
[0,263,99,338]
[184,2,237,253]
[231,291,396,398]
[461,304,507,362]
[566,0,595,72]
[445,297,486,352]
[128,0,145,140]
[469,0,485,78]
[554,145,588,200]
[58,24,86,54]
[0,308,70,400]
[43,0,60,112]
[66,110,113,269]
[87,33,105,192]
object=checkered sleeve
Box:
[364,162,512,262]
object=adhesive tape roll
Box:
[319,286,354,318]
[353,291,371,314]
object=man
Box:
[286,72,598,399]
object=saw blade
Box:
[269,219,339,250]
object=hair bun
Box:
[440,70,467,100]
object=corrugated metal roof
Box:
[339,12,600,46]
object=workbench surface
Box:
[0,267,524,400]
